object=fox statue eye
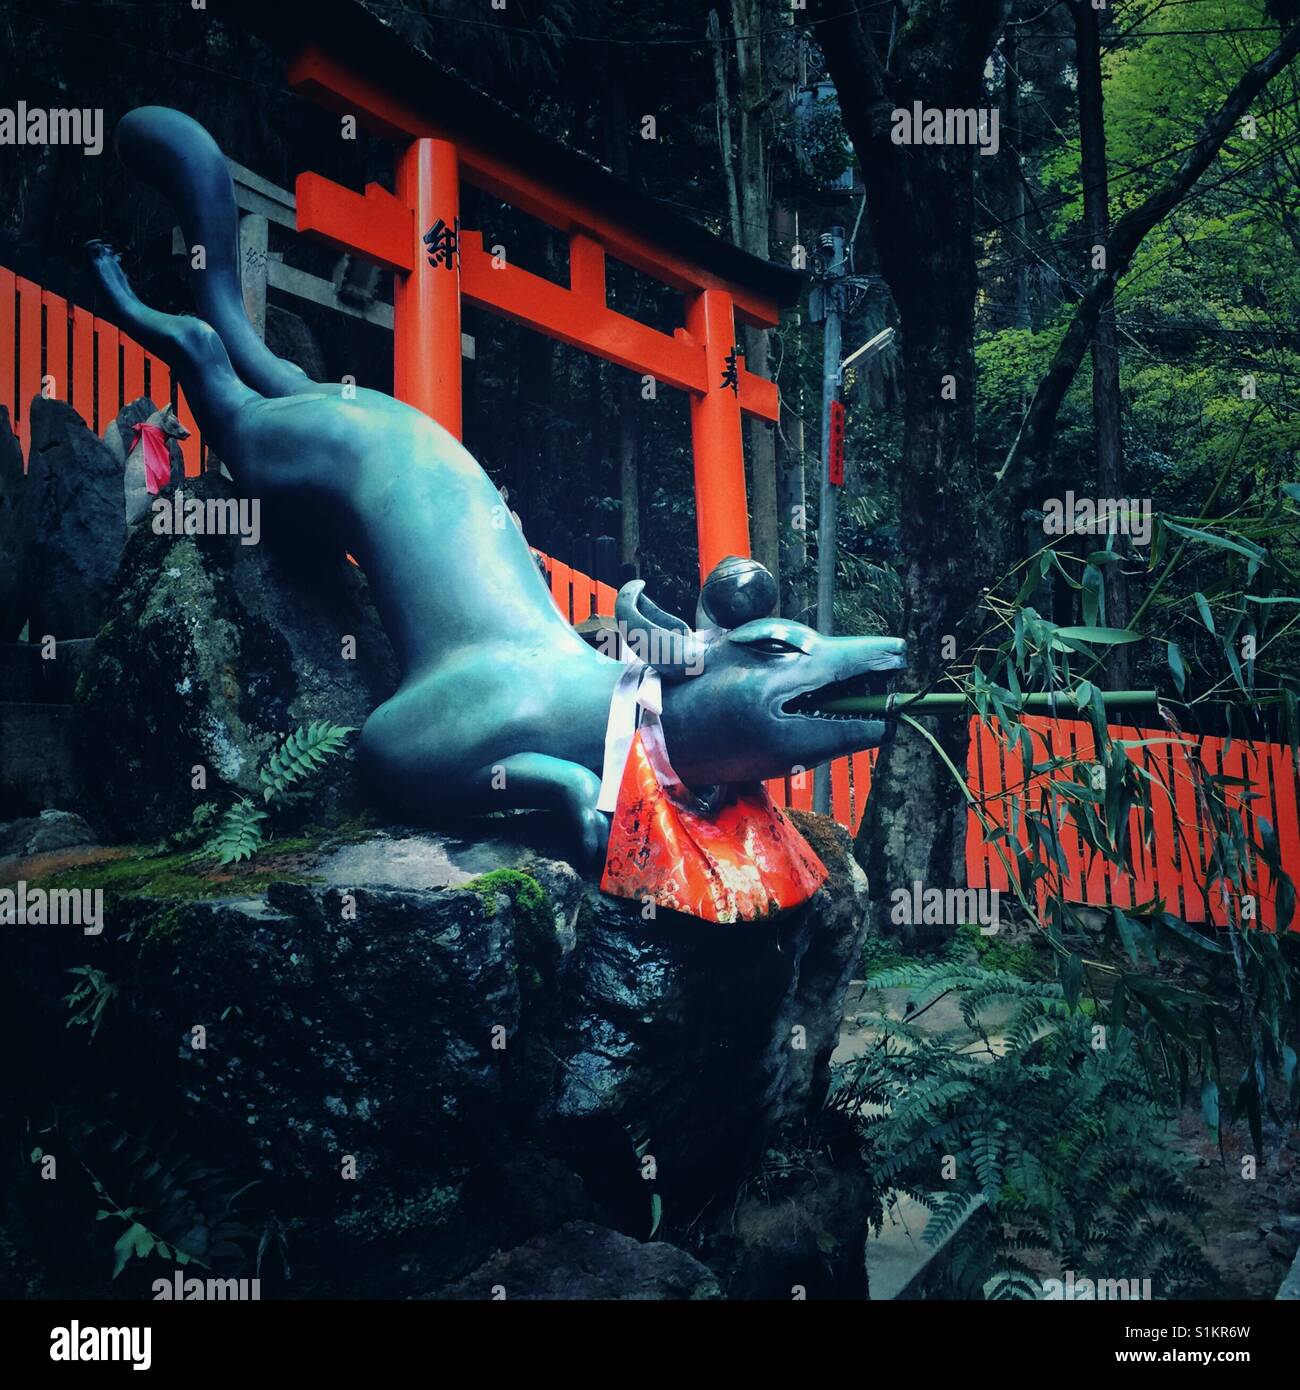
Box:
[749,638,801,656]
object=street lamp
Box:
[840,325,895,379]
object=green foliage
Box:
[947,922,1051,980]
[32,1114,257,1282]
[208,798,269,866]
[63,966,118,1039]
[830,959,1216,1299]
[916,425,1300,1151]
[165,800,220,850]
[204,722,354,865]
[466,867,549,923]
[259,721,356,803]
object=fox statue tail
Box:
[114,105,315,400]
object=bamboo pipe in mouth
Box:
[818,689,1159,716]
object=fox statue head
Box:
[615,557,906,788]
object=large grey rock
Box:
[0,406,25,639]
[0,808,96,860]
[4,814,869,1297]
[21,396,125,640]
[0,703,80,817]
[265,305,327,382]
[72,469,399,836]
[432,1221,722,1300]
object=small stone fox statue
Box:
[107,402,188,526]
[86,107,905,864]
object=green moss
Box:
[948,921,1052,979]
[23,822,378,908]
[861,933,909,979]
[465,868,549,928]
[466,869,560,1014]
[335,1183,461,1243]
[24,846,317,905]
[30,849,213,899]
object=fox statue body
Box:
[86,107,905,864]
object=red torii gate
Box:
[238,2,799,582]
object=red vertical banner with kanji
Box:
[828,399,846,486]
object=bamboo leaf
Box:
[1163,519,1267,564]
[1053,626,1142,645]
[1167,640,1186,697]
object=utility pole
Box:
[813,225,846,814]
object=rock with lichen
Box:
[72,470,398,837]
[1,814,870,1298]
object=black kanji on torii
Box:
[720,344,740,393]
[423,217,460,269]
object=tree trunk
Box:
[811,0,1011,945]
[731,0,780,594]
[708,9,742,245]
[1074,0,1132,684]
[1003,18,1032,330]
[602,49,642,580]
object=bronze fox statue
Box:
[86,107,905,864]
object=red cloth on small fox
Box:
[600,730,828,923]
[130,421,172,495]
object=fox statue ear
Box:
[696,556,778,630]
[615,580,707,679]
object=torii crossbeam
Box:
[282,41,789,580]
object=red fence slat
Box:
[95,318,120,448]
[71,305,94,428]
[174,385,201,476]
[121,335,145,409]
[549,559,572,621]
[42,291,67,406]
[17,277,42,459]
[0,268,14,446]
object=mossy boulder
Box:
[20,397,125,640]
[2,816,870,1297]
[73,470,398,838]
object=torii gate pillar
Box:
[687,288,750,572]
[394,138,462,439]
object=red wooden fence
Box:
[4,268,1297,926]
[1,268,205,478]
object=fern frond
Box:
[207,798,269,865]
[259,721,355,802]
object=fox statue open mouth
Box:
[84,106,907,867]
